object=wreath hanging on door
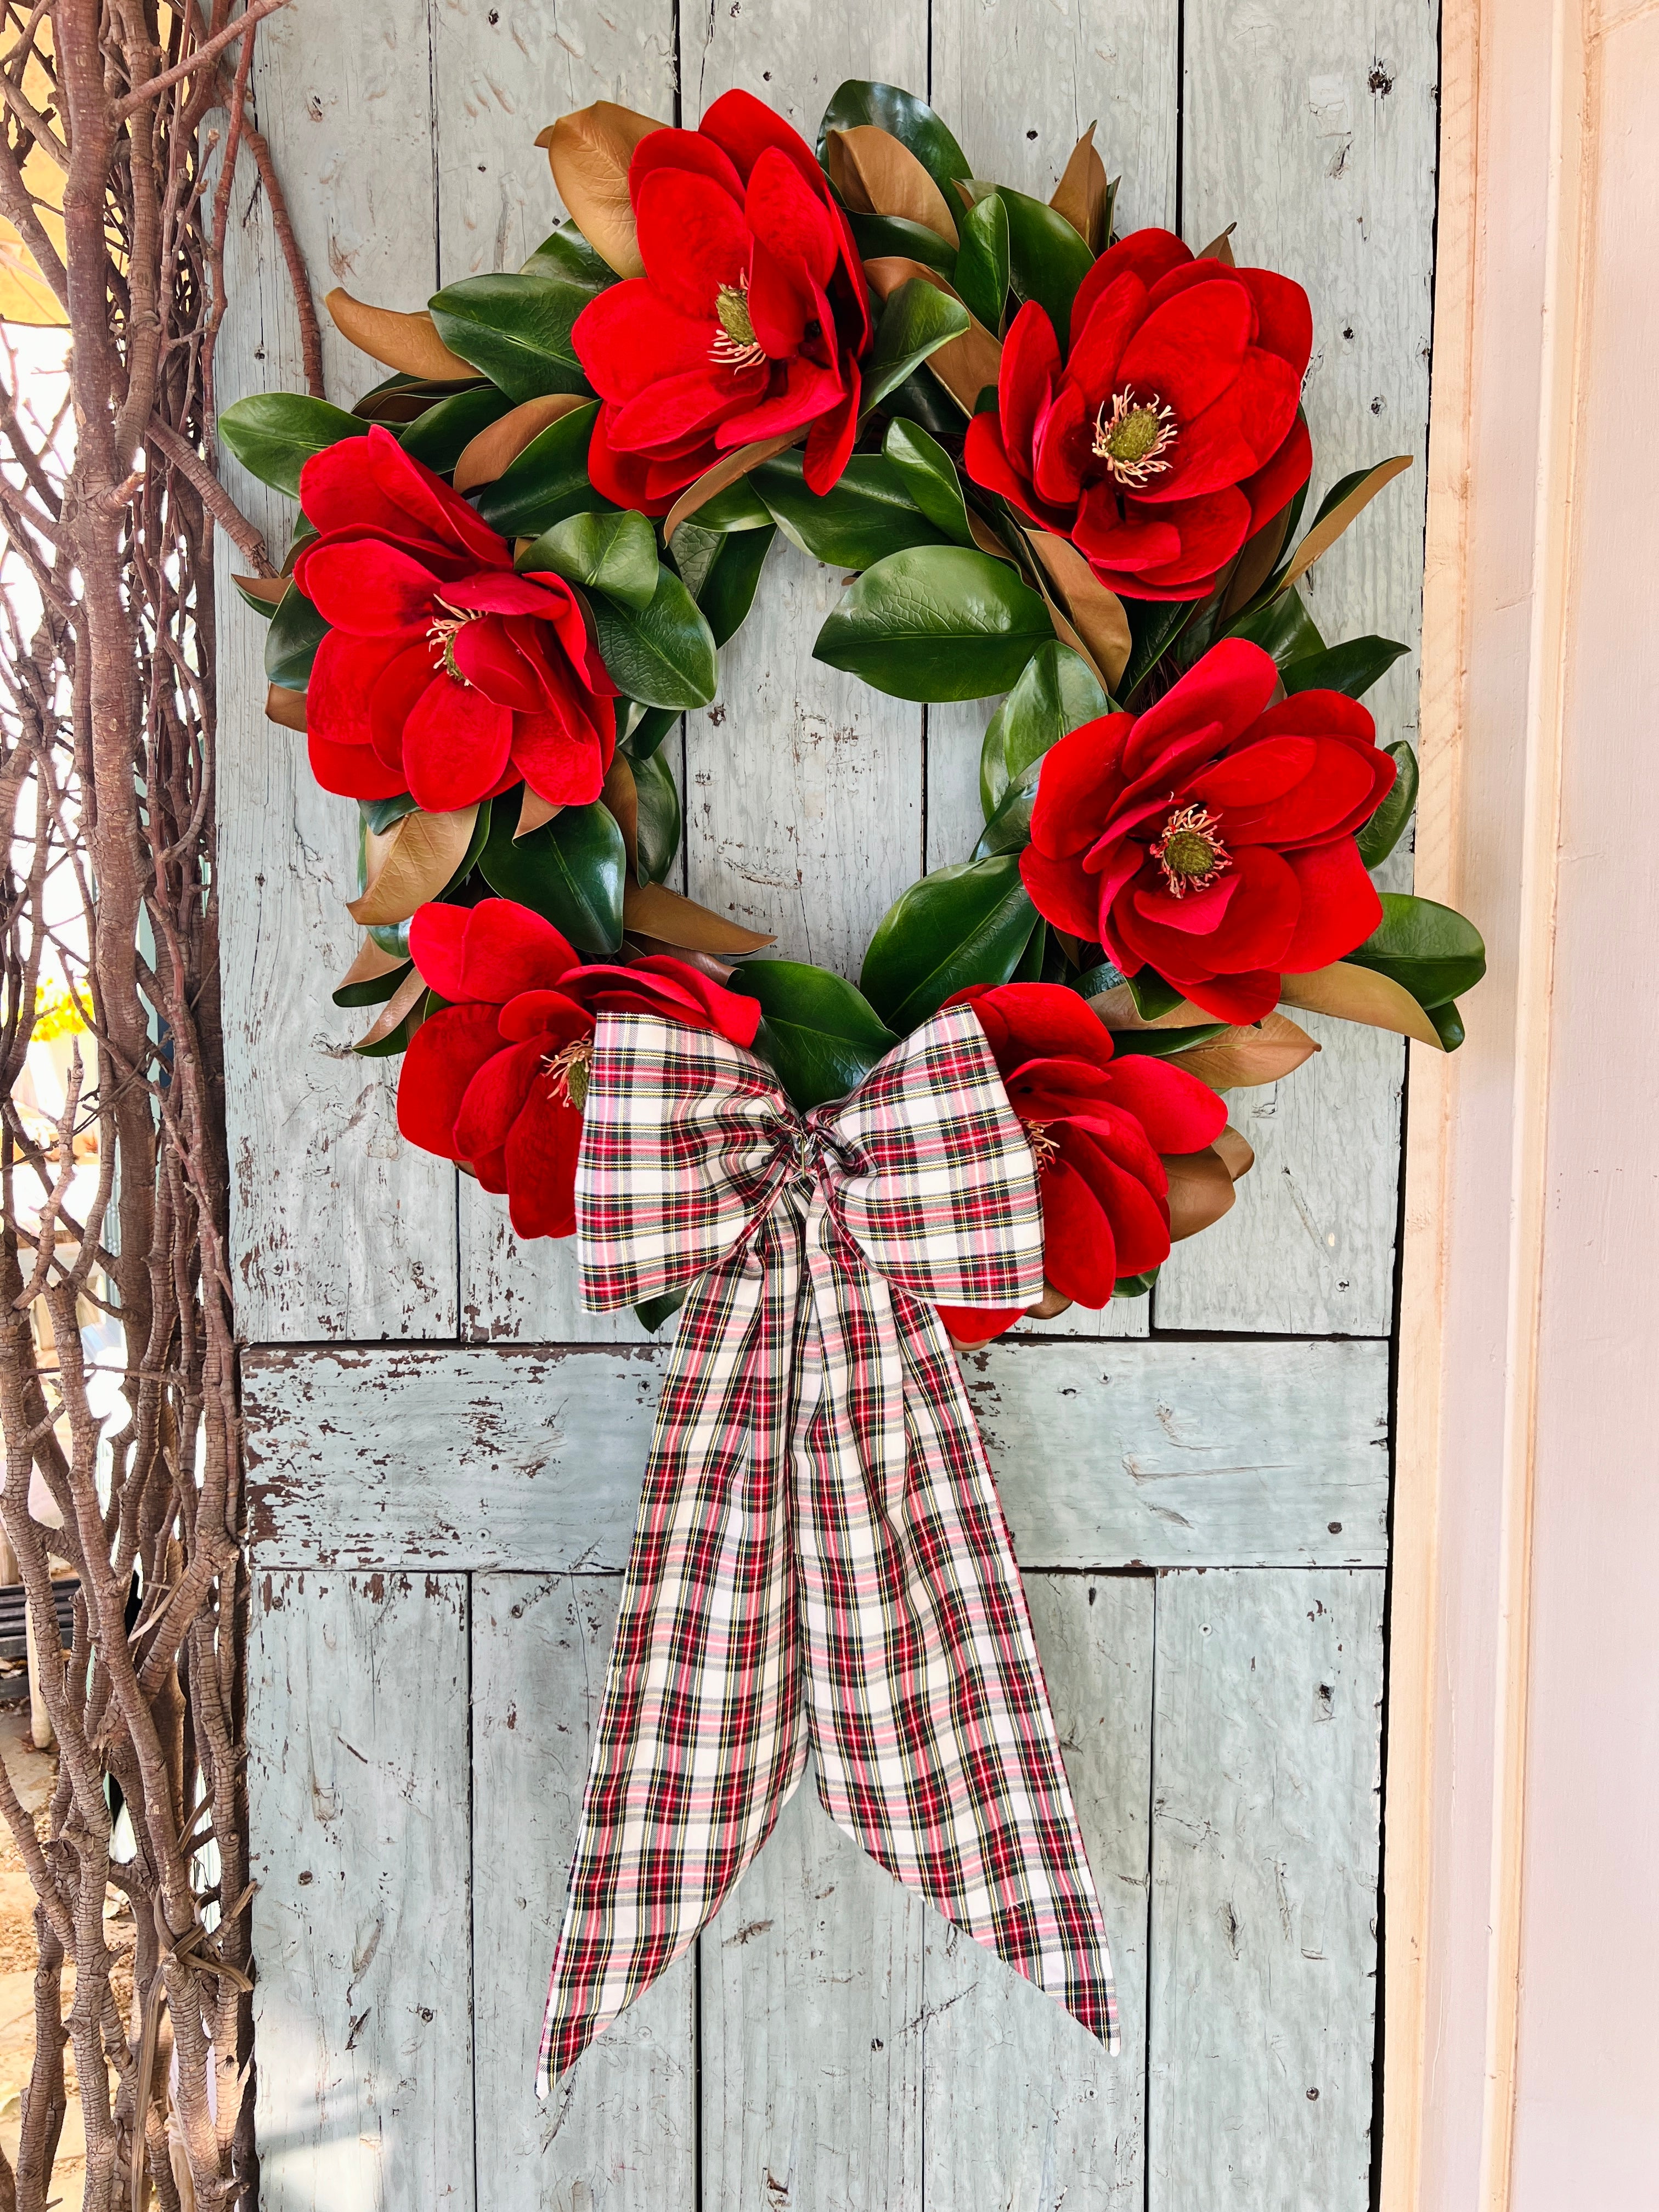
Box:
[223,81,1483,2083]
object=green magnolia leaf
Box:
[332,957,413,1011]
[847,208,958,275]
[1107,1022,1229,1059]
[974,780,1034,857]
[1000,187,1095,339]
[619,703,680,763]
[953,189,1010,334]
[816,81,973,199]
[732,960,900,1111]
[980,640,1109,816]
[681,477,774,533]
[752,450,946,568]
[1012,915,1047,981]
[397,385,515,473]
[1356,741,1420,870]
[1121,597,1202,699]
[882,419,974,545]
[860,852,1039,1031]
[634,1287,687,1334]
[1125,967,1186,1020]
[1113,1268,1158,1299]
[815,545,1052,702]
[1281,635,1409,701]
[232,577,279,620]
[517,509,658,608]
[472,402,601,537]
[362,792,420,836]
[861,279,971,416]
[520,219,618,292]
[1345,892,1486,1009]
[1426,998,1465,1050]
[263,581,328,689]
[428,274,592,404]
[218,394,369,496]
[687,523,776,650]
[477,794,627,953]
[591,565,718,709]
[352,988,438,1060]
[881,364,964,441]
[631,746,681,884]
[1225,586,1326,668]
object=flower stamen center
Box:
[710,280,766,371]
[543,1036,594,1110]
[427,599,480,684]
[1023,1119,1060,1172]
[1151,803,1230,898]
[1092,387,1178,487]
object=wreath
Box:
[222,78,1486,1343]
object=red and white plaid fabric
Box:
[537,1003,1119,2090]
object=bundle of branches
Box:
[0,5,312,2207]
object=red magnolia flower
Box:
[396,898,760,1237]
[572,89,872,514]
[292,426,617,814]
[963,228,1313,601]
[1022,638,1396,1025]
[939,983,1227,1345]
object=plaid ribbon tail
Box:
[537,1008,1118,2091]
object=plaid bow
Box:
[537,1003,1119,2090]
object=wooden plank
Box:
[245,1338,1387,1570]
[699,1775,928,2211]
[1162,0,1438,1334]
[1148,1569,1385,2212]
[249,1571,473,2208]
[217,5,459,1341]
[472,1574,695,2208]
[922,1573,1153,2211]
[431,0,677,284]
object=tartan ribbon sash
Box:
[537,1003,1119,2090]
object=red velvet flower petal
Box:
[294,536,443,634]
[306,629,410,753]
[629,126,746,206]
[509,699,610,807]
[503,1082,584,1239]
[305,726,409,801]
[950,983,1117,1075]
[998,300,1062,467]
[362,427,511,568]
[698,87,825,198]
[1064,272,1151,413]
[495,990,592,1046]
[1068,228,1192,353]
[1233,267,1314,374]
[718,356,845,445]
[1098,1057,1228,1154]
[573,280,717,405]
[1280,838,1383,972]
[1137,348,1302,504]
[1056,1128,1171,1278]
[1120,638,1279,781]
[1240,412,1313,534]
[1115,280,1255,425]
[1029,713,1138,859]
[934,1303,1024,1347]
[803,368,860,494]
[1020,846,1106,939]
[635,168,754,320]
[396,1004,507,1159]
[746,145,839,289]
[1036,1153,1118,1307]
[400,676,514,814]
[455,1037,547,1159]
[366,640,438,774]
[410,898,577,1005]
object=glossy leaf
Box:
[1356,741,1419,868]
[953,189,1010,334]
[1345,892,1486,1008]
[861,278,971,416]
[397,385,515,474]
[1280,635,1409,701]
[631,746,681,884]
[881,364,963,441]
[882,419,974,544]
[847,208,957,275]
[218,394,368,496]
[815,545,1052,702]
[263,581,328,690]
[752,450,946,567]
[1120,596,1201,699]
[1000,187,1096,339]
[362,792,420,836]
[619,703,681,763]
[816,81,973,200]
[428,274,592,404]
[472,402,600,537]
[477,794,627,954]
[687,523,776,651]
[1225,586,1325,668]
[590,565,718,709]
[979,640,1109,816]
[680,477,774,533]
[1106,1021,1229,1060]
[520,220,618,293]
[1426,999,1465,1050]
[732,960,899,1110]
[634,1288,689,1334]
[517,509,658,608]
[860,852,1039,1031]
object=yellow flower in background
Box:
[0,21,66,329]
[31,983,89,1043]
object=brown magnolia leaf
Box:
[265,683,307,732]
[826,125,960,247]
[1165,1011,1321,1090]
[1220,499,1294,617]
[1023,529,1131,690]
[351,388,448,424]
[537,102,665,280]
[663,431,799,541]
[1025,1282,1074,1321]
[516,787,560,840]
[454,395,590,493]
[1050,123,1109,252]
[1278,961,1444,1048]
[602,754,639,870]
[1194,222,1237,266]
[234,573,287,608]
[1164,1147,1237,1242]
[967,510,1017,563]
[863,257,1002,413]
[1276,455,1414,596]
[335,935,408,995]
[325,288,474,381]
[353,965,428,1052]
[1212,1123,1256,1182]
[622,879,775,954]
[1087,981,1212,1031]
[625,937,737,983]
[347,805,479,928]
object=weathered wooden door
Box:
[218,4,1435,2205]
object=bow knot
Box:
[540,1003,1119,2091]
